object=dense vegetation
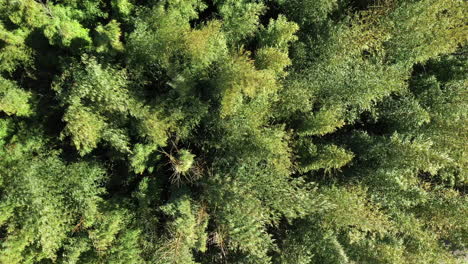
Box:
[0,0,467,263]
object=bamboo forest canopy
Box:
[0,0,467,263]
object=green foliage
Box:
[130,143,159,174]
[255,47,291,76]
[127,0,208,70]
[155,193,208,264]
[255,15,298,76]
[54,57,132,155]
[216,52,278,117]
[298,142,354,173]
[277,0,339,25]
[0,128,105,263]
[298,108,345,136]
[94,20,124,54]
[277,186,392,264]
[183,20,227,73]
[258,15,299,52]
[42,3,97,48]
[383,0,467,67]
[0,77,32,116]
[111,0,134,18]
[215,0,265,43]
[62,104,106,155]
[173,149,195,175]
[0,0,466,263]
[0,23,32,73]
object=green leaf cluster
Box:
[0,0,466,263]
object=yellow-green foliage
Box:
[156,194,209,264]
[0,77,31,116]
[111,0,134,17]
[298,143,354,173]
[0,24,32,72]
[217,52,277,117]
[298,108,345,136]
[183,20,227,72]
[173,149,195,175]
[255,47,291,76]
[259,15,299,52]
[94,20,124,53]
[43,5,92,47]
[62,105,106,155]
[215,0,266,43]
[0,0,466,263]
